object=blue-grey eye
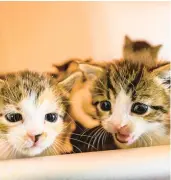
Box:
[100,101,111,111]
[5,113,23,122]
[131,102,148,115]
[45,113,58,123]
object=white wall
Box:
[86,2,171,61]
[0,2,170,72]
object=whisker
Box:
[72,144,82,153]
[70,138,97,150]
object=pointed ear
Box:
[151,62,170,89]
[79,64,104,79]
[124,35,132,46]
[151,44,162,55]
[53,61,78,73]
[58,71,83,92]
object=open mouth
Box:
[115,132,133,144]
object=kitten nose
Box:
[118,125,130,136]
[27,133,42,143]
[35,134,42,143]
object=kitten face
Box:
[123,35,162,67]
[80,60,170,148]
[0,71,78,159]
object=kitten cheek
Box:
[8,132,25,151]
[55,119,65,134]
[101,119,113,133]
[8,125,29,148]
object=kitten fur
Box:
[0,70,81,159]
[51,58,117,152]
[123,35,162,67]
[51,58,110,129]
[49,58,92,82]
[78,59,170,149]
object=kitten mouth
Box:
[30,144,38,148]
[23,141,41,150]
[115,132,133,144]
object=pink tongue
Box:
[116,133,133,143]
[116,125,134,143]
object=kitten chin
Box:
[113,132,170,149]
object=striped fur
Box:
[79,59,170,149]
[0,70,76,159]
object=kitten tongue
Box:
[116,133,132,143]
[116,125,133,143]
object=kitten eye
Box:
[99,101,111,111]
[5,113,23,122]
[45,113,58,123]
[131,102,148,115]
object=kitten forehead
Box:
[93,60,169,108]
[112,88,131,125]
[20,90,58,116]
[0,70,68,118]
[20,91,58,134]
[0,71,49,104]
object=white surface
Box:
[0,145,169,180]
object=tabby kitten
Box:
[0,70,81,159]
[79,59,170,149]
[123,35,162,67]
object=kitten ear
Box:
[53,61,78,73]
[52,61,79,81]
[124,35,132,46]
[52,58,93,81]
[151,44,162,55]
[79,64,104,79]
[151,62,170,89]
[58,71,83,92]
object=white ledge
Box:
[0,145,169,180]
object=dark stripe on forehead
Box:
[127,64,144,100]
[131,64,144,88]
[107,68,117,96]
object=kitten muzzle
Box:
[115,125,134,144]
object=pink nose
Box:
[118,125,130,136]
[27,133,42,143]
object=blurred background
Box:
[0,2,170,72]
